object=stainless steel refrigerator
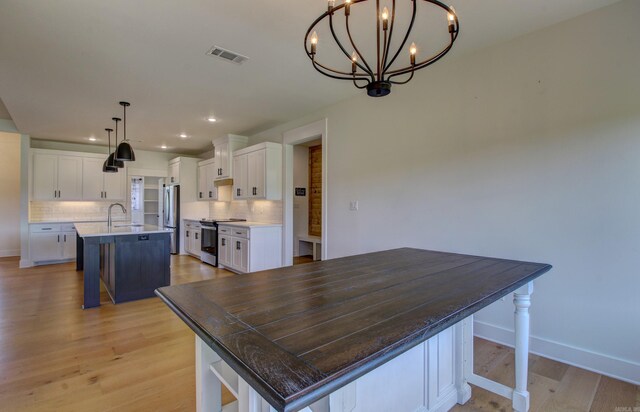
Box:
[162,184,180,254]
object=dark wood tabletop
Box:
[156,248,551,412]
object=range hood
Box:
[214,178,233,187]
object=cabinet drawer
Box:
[30,224,61,233]
[60,223,76,232]
[218,226,231,235]
[230,227,249,239]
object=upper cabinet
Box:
[31,149,126,202]
[197,158,218,201]
[212,134,248,180]
[167,157,199,202]
[168,160,180,184]
[82,158,126,200]
[232,142,282,200]
[32,152,83,200]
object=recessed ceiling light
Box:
[161,145,167,149]
[179,133,188,138]
[88,137,97,142]
[207,117,217,123]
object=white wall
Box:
[293,145,309,256]
[250,0,640,383]
[0,131,21,256]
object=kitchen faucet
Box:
[108,203,127,227]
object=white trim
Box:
[474,320,640,385]
[281,119,328,266]
[127,167,168,178]
[19,259,33,268]
[0,249,20,257]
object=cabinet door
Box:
[233,154,247,199]
[169,162,179,184]
[233,237,249,273]
[247,150,266,198]
[82,158,105,200]
[185,227,192,254]
[57,156,83,200]
[215,141,230,178]
[218,234,231,267]
[62,231,77,259]
[30,232,62,261]
[104,169,125,200]
[206,162,218,200]
[192,227,201,258]
[32,153,58,200]
[197,165,207,201]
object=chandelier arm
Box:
[329,12,373,76]
[312,60,369,81]
[376,0,381,80]
[382,0,397,71]
[352,78,370,89]
[313,58,371,78]
[382,0,417,74]
[388,69,415,84]
[385,34,455,76]
[345,14,375,80]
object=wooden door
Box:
[308,145,322,237]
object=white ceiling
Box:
[0,0,620,154]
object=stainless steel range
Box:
[199,218,247,266]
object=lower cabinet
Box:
[184,221,202,258]
[217,224,282,274]
[30,223,77,264]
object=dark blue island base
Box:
[77,232,171,308]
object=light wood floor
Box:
[0,255,637,411]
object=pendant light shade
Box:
[103,128,118,173]
[109,117,125,168]
[115,101,136,161]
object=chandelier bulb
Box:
[351,51,358,62]
[310,31,318,54]
[381,7,389,20]
[328,0,335,11]
[448,6,456,32]
[410,42,417,65]
[351,52,357,73]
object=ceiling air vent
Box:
[206,45,249,65]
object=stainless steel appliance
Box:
[162,185,180,254]
[199,218,246,266]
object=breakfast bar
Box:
[156,248,551,412]
[76,223,173,309]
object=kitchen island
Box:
[156,248,551,412]
[76,223,172,309]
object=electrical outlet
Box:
[349,201,359,211]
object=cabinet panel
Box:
[62,231,77,259]
[248,150,265,198]
[233,154,247,199]
[82,158,105,200]
[192,228,201,258]
[197,164,207,201]
[169,162,179,184]
[57,156,83,200]
[232,237,248,273]
[30,233,62,262]
[206,162,218,200]
[215,142,230,179]
[104,170,124,200]
[218,234,232,267]
[32,153,58,200]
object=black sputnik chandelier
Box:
[304,0,459,97]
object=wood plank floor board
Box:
[0,256,635,411]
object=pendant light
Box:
[102,128,118,173]
[106,117,125,168]
[115,101,136,161]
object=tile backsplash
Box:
[209,200,282,223]
[30,201,129,222]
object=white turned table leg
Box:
[513,282,533,412]
[195,336,222,412]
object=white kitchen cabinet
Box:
[81,158,126,200]
[184,221,202,258]
[232,142,282,200]
[217,224,282,274]
[168,160,180,184]
[32,152,83,200]
[29,223,77,264]
[212,134,248,180]
[197,159,218,201]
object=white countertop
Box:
[216,221,282,229]
[75,223,173,238]
[30,218,128,224]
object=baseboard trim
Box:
[0,249,20,258]
[19,259,33,268]
[474,320,640,385]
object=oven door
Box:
[201,226,217,255]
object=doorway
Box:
[282,119,328,267]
